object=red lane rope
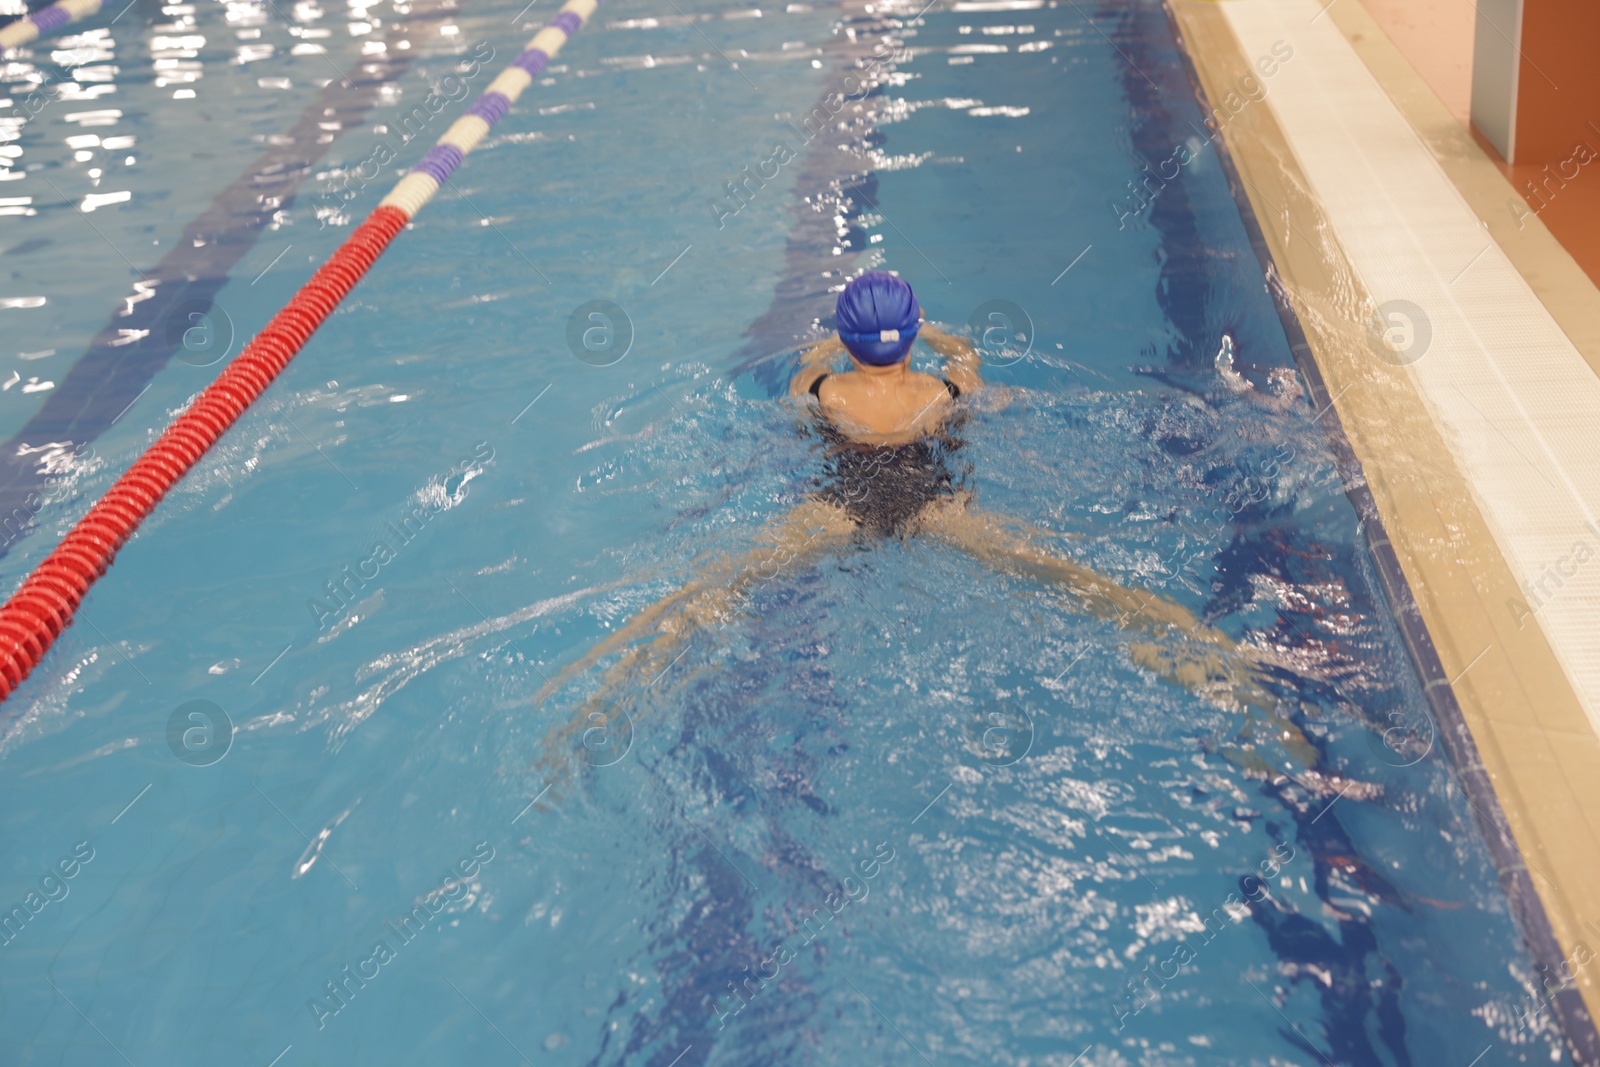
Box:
[0,205,409,698]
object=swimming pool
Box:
[0,0,1584,1062]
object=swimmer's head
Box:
[836,271,920,366]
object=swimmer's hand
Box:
[919,324,983,396]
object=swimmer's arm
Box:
[920,324,983,395]
[789,336,845,398]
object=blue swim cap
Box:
[836,271,920,366]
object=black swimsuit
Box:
[807,373,967,536]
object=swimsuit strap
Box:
[809,373,829,398]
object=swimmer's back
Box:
[810,369,958,445]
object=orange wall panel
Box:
[1515,0,1600,164]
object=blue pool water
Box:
[0,0,1580,1063]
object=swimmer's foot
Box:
[531,605,734,799]
[1216,745,1383,804]
[1129,635,1331,771]
[531,692,616,800]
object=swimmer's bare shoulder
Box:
[825,368,950,399]
[818,370,953,439]
[788,336,844,398]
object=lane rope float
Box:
[0,0,102,55]
[0,0,602,700]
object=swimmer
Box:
[534,272,1281,753]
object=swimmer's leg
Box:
[533,499,858,787]
[916,498,1321,767]
[913,496,1228,644]
[916,498,1285,706]
[534,497,858,707]
[532,564,714,708]
[534,498,855,777]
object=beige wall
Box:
[1356,0,1474,124]
[1515,0,1600,164]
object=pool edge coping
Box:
[1161,0,1600,1059]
